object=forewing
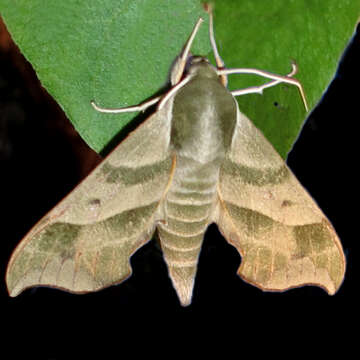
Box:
[216,105,345,294]
[6,103,174,296]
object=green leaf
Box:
[210,0,360,157]
[0,0,209,153]
[1,0,359,156]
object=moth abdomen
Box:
[156,154,218,305]
[157,221,205,306]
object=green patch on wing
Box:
[222,159,290,185]
[101,157,172,185]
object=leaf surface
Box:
[0,0,209,152]
[210,0,360,157]
[0,0,359,156]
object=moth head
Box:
[185,56,219,80]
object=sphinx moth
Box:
[6,11,345,306]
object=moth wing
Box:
[216,104,345,294]
[7,103,175,297]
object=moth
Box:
[6,10,345,306]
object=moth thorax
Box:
[171,68,237,163]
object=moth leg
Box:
[158,75,192,110]
[204,3,228,87]
[90,96,161,114]
[92,73,192,115]
[170,17,204,85]
[230,62,298,98]
[218,64,308,111]
[230,62,297,96]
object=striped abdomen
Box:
[158,68,237,305]
[157,155,220,305]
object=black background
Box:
[0,17,357,357]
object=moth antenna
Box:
[181,17,204,64]
[171,17,204,84]
[204,3,227,86]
